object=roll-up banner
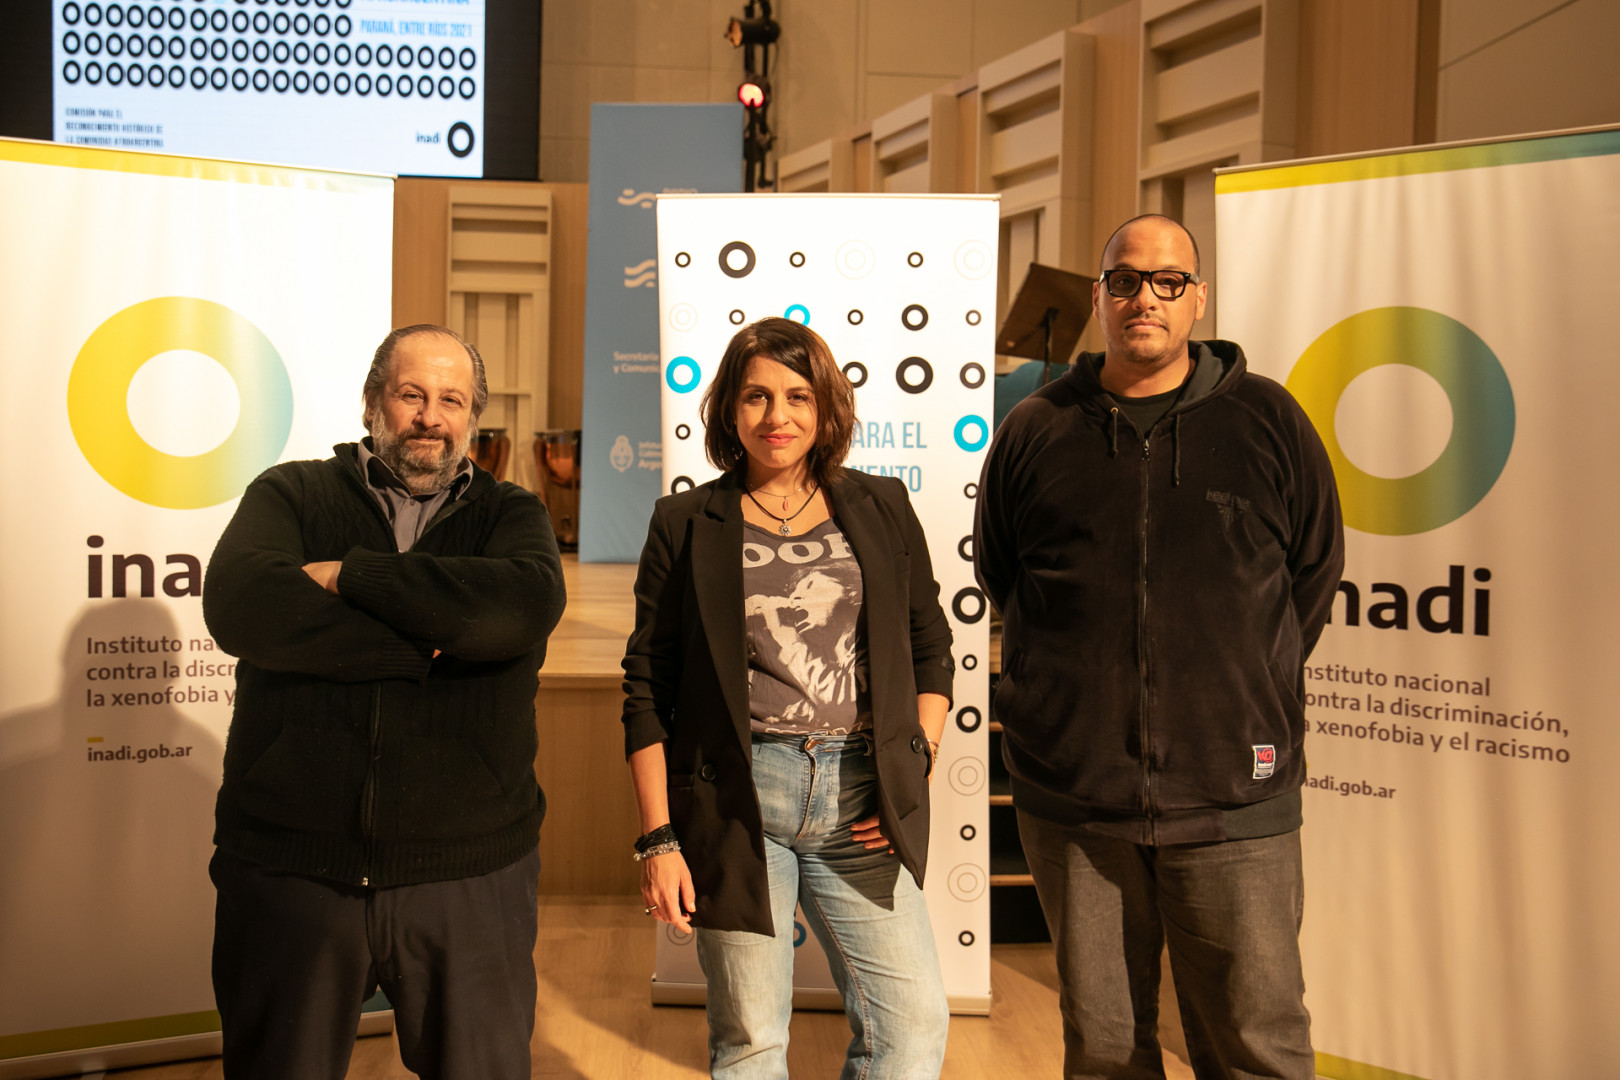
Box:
[1216,125,1620,1080]
[578,104,743,563]
[0,139,393,1076]
[651,193,998,1013]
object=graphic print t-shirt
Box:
[743,518,872,735]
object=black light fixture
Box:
[725,0,778,192]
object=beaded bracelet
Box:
[635,823,678,854]
[633,840,681,861]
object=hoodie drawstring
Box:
[1171,414,1182,487]
[1108,408,1119,458]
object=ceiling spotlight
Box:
[725,15,780,49]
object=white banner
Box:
[651,194,998,1013]
[1216,127,1620,1080]
[0,140,392,1068]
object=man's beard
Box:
[370,417,472,494]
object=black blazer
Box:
[622,468,955,935]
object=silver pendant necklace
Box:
[746,485,820,535]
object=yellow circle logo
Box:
[67,298,293,509]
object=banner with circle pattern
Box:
[0,138,393,1066]
[1216,126,1620,1080]
[651,194,998,1012]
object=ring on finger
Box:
[644,904,659,915]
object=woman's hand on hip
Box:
[641,851,698,933]
[851,815,894,854]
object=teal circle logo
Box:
[784,303,810,325]
[953,414,989,452]
[666,355,700,393]
[1287,307,1514,536]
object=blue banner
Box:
[579,103,742,561]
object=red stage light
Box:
[738,81,766,108]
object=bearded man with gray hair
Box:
[203,325,565,1079]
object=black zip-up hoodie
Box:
[204,444,566,885]
[974,342,1344,845]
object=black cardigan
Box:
[203,444,566,886]
[621,469,955,935]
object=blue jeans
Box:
[695,733,949,1080]
[1018,812,1313,1080]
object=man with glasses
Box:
[974,215,1343,1079]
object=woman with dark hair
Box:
[621,317,954,1078]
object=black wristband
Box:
[635,823,678,854]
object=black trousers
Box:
[210,846,540,1080]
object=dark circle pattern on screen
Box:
[963,482,978,498]
[959,931,975,947]
[908,251,924,267]
[952,589,985,623]
[847,309,863,325]
[959,824,976,841]
[789,251,805,267]
[85,15,482,100]
[966,310,982,326]
[64,3,80,25]
[841,362,868,388]
[901,304,928,331]
[718,241,756,279]
[448,122,475,158]
[729,309,745,325]
[957,535,972,561]
[955,706,981,733]
[960,362,986,389]
[671,476,695,494]
[675,424,691,440]
[674,252,691,268]
[895,356,933,395]
[962,655,978,670]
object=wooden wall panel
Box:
[393,177,454,328]
[1295,0,1421,157]
[533,682,642,896]
[543,183,589,432]
[394,179,589,432]
[1076,1,1144,354]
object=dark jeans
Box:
[210,846,540,1080]
[1018,813,1313,1080]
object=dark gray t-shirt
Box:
[743,518,872,735]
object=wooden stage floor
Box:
[101,895,1204,1079]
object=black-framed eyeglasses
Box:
[1101,268,1200,300]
